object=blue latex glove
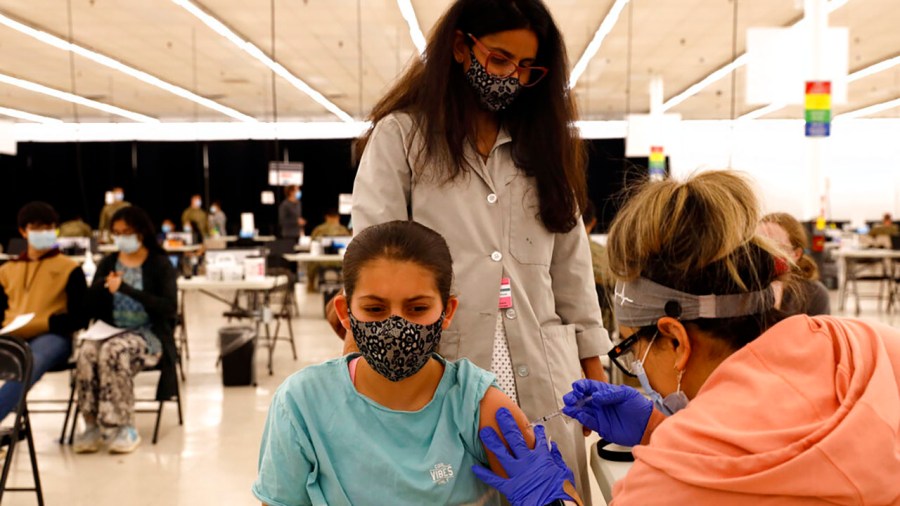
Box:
[562,379,652,447]
[472,408,575,506]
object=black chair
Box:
[5,239,26,257]
[0,336,44,505]
[26,358,77,444]
[67,341,183,446]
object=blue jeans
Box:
[0,333,73,421]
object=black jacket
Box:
[87,250,178,401]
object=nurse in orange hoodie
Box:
[476,170,900,505]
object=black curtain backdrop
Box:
[0,138,653,247]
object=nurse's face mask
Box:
[632,331,689,416]
[349,311,444,382]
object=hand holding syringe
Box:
[528,395,592,428]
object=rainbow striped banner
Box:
[805,81,831,137]
[649,146,666,180]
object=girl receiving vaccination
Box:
[252,221,579,506]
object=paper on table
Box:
[80,320,128,341]
[0,313,35,336]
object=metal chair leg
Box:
[24,414,44,506]
[68,406,79,445]
[59,380,76,444]
[152,402,164,445]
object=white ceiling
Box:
[0,0,897,124]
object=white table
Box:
[835,249,900,314]
[177,275,291,375]
[220,235,277,243]
[590,440,633,504]
[283,253,344,263]
[99,244,202,253]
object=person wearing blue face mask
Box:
[278,184,306,240]
[476,171,900,505]
[75,206,178,454]
[0,202,88,421]
[347,1,610,499]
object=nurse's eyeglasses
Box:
[607,327,655,378]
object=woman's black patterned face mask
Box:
[349,313,445,382]
[465,51,521,112]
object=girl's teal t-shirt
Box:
[252,354,501,506]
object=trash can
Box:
[219,326,256,387]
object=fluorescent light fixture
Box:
[848,54,900,82]
[397,0,426,55]
[576,120,628,139]
[172,0,354,123]
[661,54,749,112]
[834,97,900,119]
[13,121,372,142]
[569,0,630,88]
[0,72,158,122]
[0,12,255,122]
[662,0,849,113]
[738,102,786,120]
[0,105,63,124]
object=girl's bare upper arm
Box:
[477,386,535,478]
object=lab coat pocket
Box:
[508,179,553,266]
[540,324,582,410]
[438,330,462,361]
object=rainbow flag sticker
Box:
[805,81,831,137]
[649,146,666,180]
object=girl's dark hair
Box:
[342,221,454,305]
[110,206,164,254]
[359,0,585,234]
[608,171,795,351]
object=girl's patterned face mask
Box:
[465,51,521,112]
[349,313,445,382]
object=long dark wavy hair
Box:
[359,0,585,233]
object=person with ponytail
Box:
[477,171,900,505]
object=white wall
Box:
[668,119,900,225]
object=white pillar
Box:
[804,0,829,221]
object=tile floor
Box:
[2,287,897,505]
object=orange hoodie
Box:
[613,315,900,505]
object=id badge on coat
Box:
[499,277,513,309]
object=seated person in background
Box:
[180,194,209,238]
[157,219,176,244]
[306,209,351,292]
[74,206,177,454]
[759,212,831,316]
[252,221,580,506]
[59,215,93,238]
[208,201,227,236]
[98,186,130,236]
[582,201,614,332]
[310,208,350,239]
[870,213,899,248]
[0,202,88,420]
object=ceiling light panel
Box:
[0,11,256,122]
[172,0,354,122]
[0,71,157,122]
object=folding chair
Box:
[0,336,44,505]
[26,358,77,444]
[67,338,183,446]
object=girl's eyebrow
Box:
[356,294,436,303]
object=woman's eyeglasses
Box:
[607,328,652,378]
[467,34,548,87]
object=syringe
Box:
[528,395,592,428]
